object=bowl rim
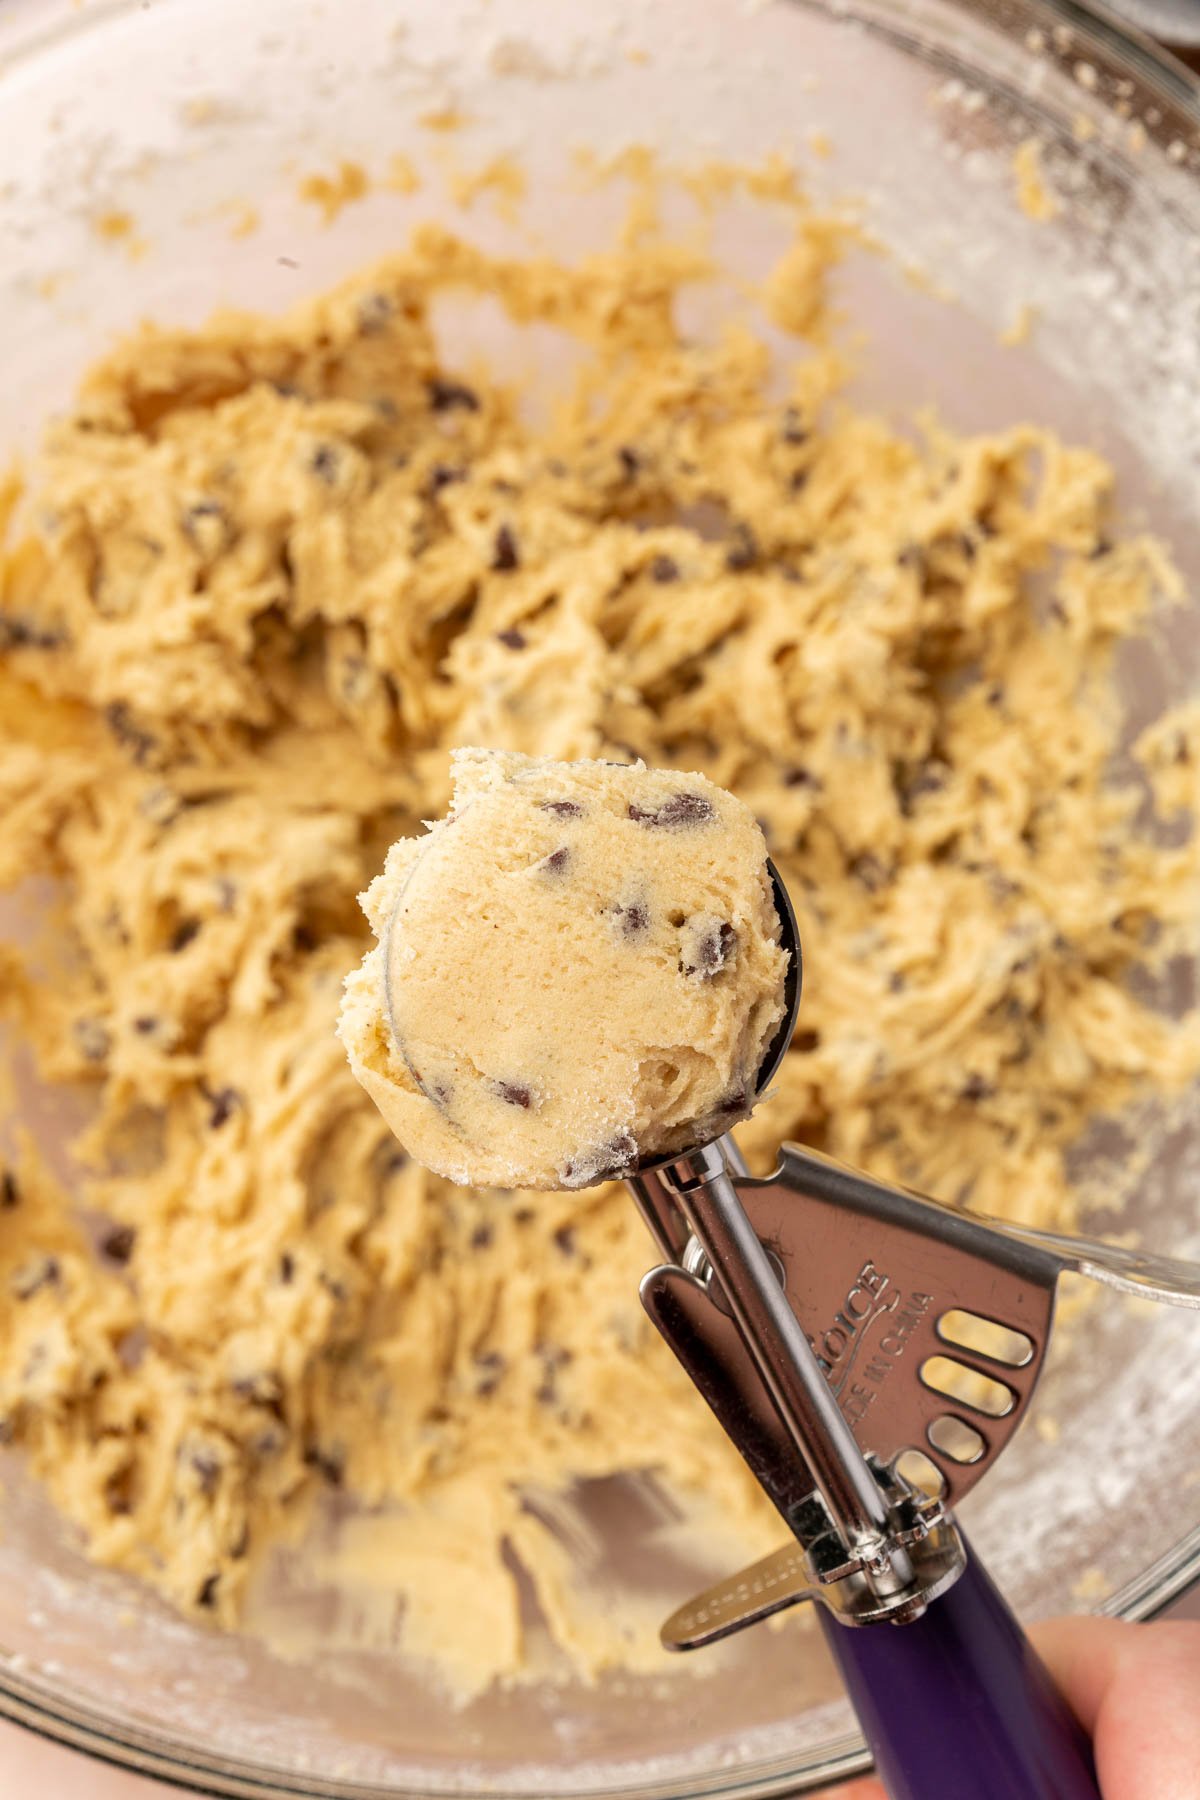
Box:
[0,1524,1196,1799]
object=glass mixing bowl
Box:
[0,0,1198,1793]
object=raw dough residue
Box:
[340,748,788,1188]
[0,215,1197,1691]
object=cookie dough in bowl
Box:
[340,748,789,1188]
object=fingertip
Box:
[1093,1620,1200,1800]
[1029,1615,1135,1735]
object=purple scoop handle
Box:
[819,1534,1100,1800]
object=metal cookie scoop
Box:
[624,862,1200,1800]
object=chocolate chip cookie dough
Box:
[340,749,788,1188]
[1,214,1198,1690]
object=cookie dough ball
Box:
[339,749,789,1189]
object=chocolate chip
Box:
[250,1424,287,1459]
[278,1252,296,1284]
[169,918,201,953]
[534,1343,572,1405]
[12,1256,60,1301]
[496,627,526,650]
[181,499,231,559]
[613,899,649,937]
[133,1015,158,1035]
[232,1372,285,1416]
[781,407,808,445]
[617,446,640,478]
[102,1225,136,1264]
[0,613,64,651]
[335,652,375,708]
[597,1131,638,1178]
[561,1130,638,1187]
[961,1074,995,1102]
[1,1171,18,1209]
[725,523,759,571]
[475,1349,505,1395]
[188,1450,221,1498]
[553,1225,577,1257]
[492,524,520,571]
[196,1574,220,1610]
[206,1087,240,1129]
[303,1444,344,1486]
[470,1222,494,1251]
[539,799,582,817]
[538,846,570,874]
[784,766,821,790]
[649,554,680,583]
[494,1080,533,1109]
[849,853,889,893]
[73,1017,111,1063]
[986,684,1005,708]
[356,292,393,334]
[104,701,157,766]
[104,1466,136,1516]
[717,1089,748,1113]
[427,463,465,495]
[793,1028,821,1053]
[310,444,342,484]
[681,919,737,978]
[628,791,715,830]
[897,761,949,815]
[1090,537,1113,560]
[427,377,479,413]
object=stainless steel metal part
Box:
[721,1142,1063,1509]
[626,866,1200,1648]
[660,1490,964,1649]
[640,1131,1200,1645]
[641,1138,968,1631]
[961,1214,1200,1309]
[659,1141,912,1589]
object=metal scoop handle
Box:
[967,1214,1200,1309]
[641,1143,1103,1800]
